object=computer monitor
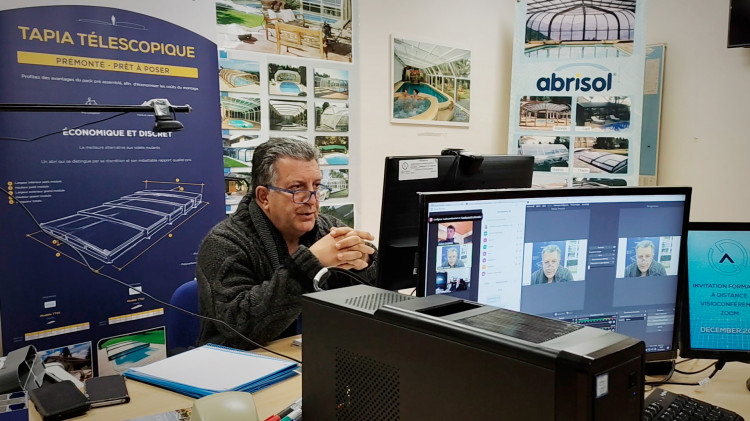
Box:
[376,153,534,291]
[417,186,692,366]
[681,222,750,363]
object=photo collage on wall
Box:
[216,0,355,223]
[507,0,645,188]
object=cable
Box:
[0,187,301,365]
[645,362,675,387]
[441,150,461,183]
[0,112,129,142]
[674,360,718,375]
[646,360,726,387]
[313,265,373,291]
[312,267,328,292]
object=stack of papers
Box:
[123,344,298,398]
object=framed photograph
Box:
[269,63,308,97]
[269,99,307,131]
[314,67,349,99]
[315,136,349,166]
[218,58,261,94]
[315,101,349,132]
[221,93,261,131]
[391,35,470,127]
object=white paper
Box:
[127,345,295,391]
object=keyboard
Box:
[644,387,744,421]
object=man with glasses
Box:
[530,244,573,285]
[624,240,666,277]
[196,138,377,349]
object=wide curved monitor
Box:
[417,186,692,364]
[376,154,533,291]
[681,222,750,362]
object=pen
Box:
[267,397,301,421]
[280,408,302,421]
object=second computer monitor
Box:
[680,222,750,363]
[376,154,533,291]
[417,186,692,363]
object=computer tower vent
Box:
[456,308,583,343]
[334,347,400,420]
[344,291,414,311]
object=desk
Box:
[28,336,302,421]
[27,338,750,419]
[649,360,750,417]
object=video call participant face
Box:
[635,244,655,275]
[542,250,561,281]
[447,249,459,267]
[446,226,455,240]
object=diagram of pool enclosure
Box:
[39,189,202,265]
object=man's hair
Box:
[541,244,561,257]
[251,137,319,194]
[635,240,656,253]
[447,247,458,255]
[447,225,455,231]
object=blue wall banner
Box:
[0,2,224,377]
[508,0,647,187]
[639,43,665,186]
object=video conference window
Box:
[426,215,481,299]
[523,240,587,285]
[421,190,688,356]
[616,236,680,278]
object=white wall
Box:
[357,0,516,237]
[356,0,750,241]
[645,0,750,222]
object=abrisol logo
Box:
[536,72,613,92]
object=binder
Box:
[122,344,298,398]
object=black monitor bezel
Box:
[417,185,692,363]
[680,221,750,362]
[376,154,533,291]
[728,0,750,48]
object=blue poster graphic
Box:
[0,4,224,372]
[687,231,750,351]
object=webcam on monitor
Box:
[440,148,484,175]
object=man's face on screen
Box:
[636,246,654,274]
[447,250,458,266]
[446,227,455,239]
[542,251,560,280]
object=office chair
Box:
[166,279,200,356]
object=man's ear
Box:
[255,186,270,210]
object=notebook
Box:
[122,344,298,398]
[83,374,130,407]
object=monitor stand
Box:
[645,360,675,377]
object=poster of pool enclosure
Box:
[391,36,470,126]
[524,0,636,60]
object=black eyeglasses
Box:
[266,185,331,203]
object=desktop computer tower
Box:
[302,285,644,420]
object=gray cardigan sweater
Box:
[196,194,378,349]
